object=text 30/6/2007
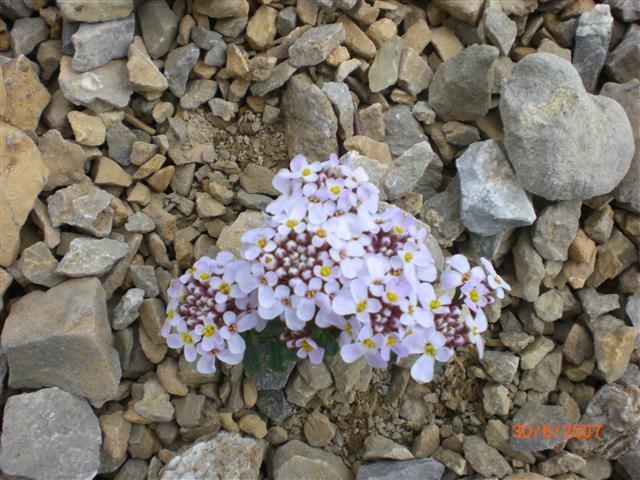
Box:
[512,423,602,440]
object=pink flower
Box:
[295,337,325,364]
[340,325,386,368]
[481,257,511,299]
[441,254,486,289]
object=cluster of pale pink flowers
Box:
[162,154,510,383]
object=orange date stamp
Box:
[512,423,602,440]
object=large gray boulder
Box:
[500,53,634,200]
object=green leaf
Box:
[262,320,285,337]
[310,327,338,357]
[243,333,261,375]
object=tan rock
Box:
[216,210,264,257]
[39,129,87,190]
[100,411,131,462]
[344,135,392,163]
[325,46,350,67]
[366,19,397,48]
[0,267,11,311]
[402,19,431,54]
[593,318,637,383]
[243,377,257,408]
[133,154,166,180]
[431,26,464,61]
[226,44,250,77]
[193,0,249,18]
[435,0,483,25]
[239,414,267,439]
[127,36,168,94]
[273,440,351,480]
[338,15,376,60]
[57,0,133,22]
[67,111,106,146]
[246,6,278,50]
[16,241,64,288]
[2,55,51,131]
[569,228,596,264]
[304,411,336,447]
[146,166,174,192]
[0,123,48,267]
[92,156,130,187]
[127,182,151,206]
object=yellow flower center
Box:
[219,283,231,295]
[301,339,313,352]
[356,300,368,313]
[305,290,316,298]
[182,333,193,344]
[404,252,413,263]
[430,298,441,310]
[286,219,298,228]
[391,269,401,276]
[424,342,436,356]
[202,325,215,337]
[386,291,398,302]
[302,167,311,176]
[257,238,267,248]
[265,256,273,264]
[386,336,396,346]
[394,225,404,234]
[469,288,479,303]
[167,310,174,318]
[316,229,327,238]
[493,275,501,283]
[408,305,415,314]
[330,185,341,195]
[188,267,196,274]
[200,273,210,280]
[462,272,471,282]
[363,338,375,349]
[472,326,478,336]
[320,266,331,277]
[345,323,352,335]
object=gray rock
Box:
[130,265,159,298]
[256,389,293,422]
[601,80,640,213]
[138,0,178,59]
[384,105,428,157]
[356,458,445,480]
[573,4,613,92]
[464,435,513,478]
[165,43,200,97]
[500,53,634,200]
[125,211,156,233]
[421,189,464,248]
[369,36,403,93]
[57,0,133,22]
[605,23,640,83]
[482,7,516,55]
[277,6,297,36]
[159,432,265,480]
[252,347,296,391]
[71,14,135,72]
[180,80,218,110]
[134,378,174,422]
[511,402,571,451]
[48,181,114,237]
[57,238,129,277]
[208,98,238,122]
[59,57,133,109]
[112,288,145,330]
[513,230,545,302]
[322,81,354,140]
[289,23,346,67]
[192,26,224,50]
[250,60,298,97]
[607,0,640,22]
[481,350,520,384]
[364,435,413,461]
[273,440,351,480]
[533,289,564,322]
[16,241,64,288]
[428,45,498,121]
[107,120,136,166]
[383,141,432,200]
[457,140,536,237]
[0,387,101,480]
[10,17,48,55]
[1,278,121,405]
[531,200,581,261]
[282,74,337,162]
[398,47,433,96]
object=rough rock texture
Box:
[0,387,101,480]
[604,23,640,83]
[38,129,87,190]
[511,402,572,451]
[164,44,200,98]
[71,14,135,72]
[500,53,634,200]
[282,74,338,163]
[570,384,640,460]
[289,23,345,67]
[273,440,352,480]
[1,277,121,405]
[428,45,498,121]
[2,55,51,131]
[138,0,178,59]
[57,238,129,277]
[47,181,114,237]
[531,200,582,261]
[57,0,133,22]
[457,140,535,236]
[573,4,613,93]
[383,105,428,157]
[356,458,445,480]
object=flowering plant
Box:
[162,154,510,383]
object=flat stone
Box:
[539,451,586,477]
[356,458,444,480]
[304,411,336,447]
[344,136,391,164]
[442,121,480,146]
[586,228,637,288]
[457,140,535,236]
[483,6,517,55]
[435,0,483,25]
[165,43,200,97]
[16,241,64,288]
[569,383,640,460]
[67,110,105,146]
[510,402,571,451]
[364,434,413,461]
[106,120,136,166]
[159,432,265,480]
[93,156,132,187]
[383,141,432,200]
[99,411,130,465]
[208,98,238,121]
[59,57,133,109]
[420,190,464,248]
[605,23,640,83]
[430,26,463,61]
[112,288,145,330]
[500,53,634,200]
[368,36,403,92]
[216,210,264,257]
[2,55,51,131]
[127,36,169,94]
[398,46,432,96]
[57,0,133,22]
[520,336,555,370]
[338,14,376,60]
[573,4,613,92]
[195,192,225,218]
[520,351,562,392]
[532,200,581,261]
[250,60,298,97]
[134,378,174,422]
[57,237,128,277]
[513,230,545,302]
[384,104,428,156]
[38,129,86,191]
[273,440,351,480]
[0,123,48,267]
[48,180,113,237]
[238,414,267,439]
[592,315,637,383]
[429,45,498,121]
[240,164,278,196]
[481,350,520,384]
[1,277,121,405]
[10,17,48,56]
[0,387,101,480]
[464,435,512,478]
[601,79,640,213]
[138,0,177,59]
[282,74,337,163]
[291,24,347,68]
[71,13,134,72]
[130,265,159,297]
[256,390,293,423]
[322,81,354,140]
[180,80,217,110]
